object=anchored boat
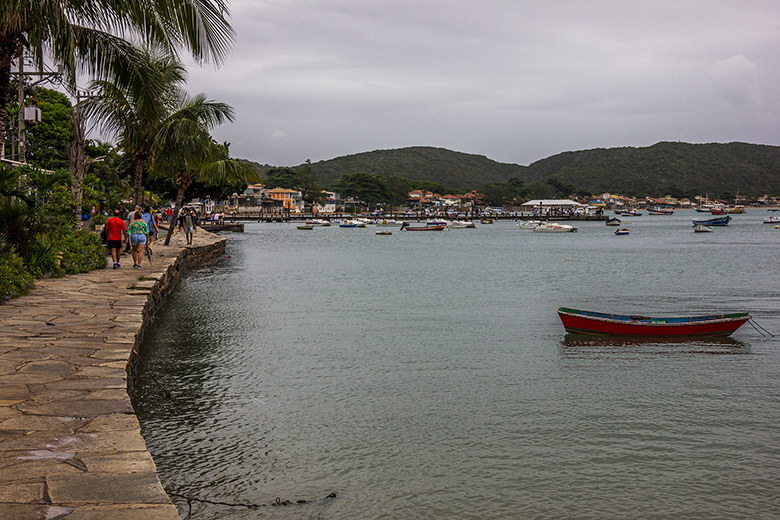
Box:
[692,215,731,226]
[557,307,750,336]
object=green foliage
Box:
[92,213,107,226]
[524,142,780,198]
[332,172,391,207]
[23,239,59,279]
[0,250,35,302]
[312,147,523,191]
[264,167,299,189]
[54,230,106,274]
[26,87,74,170]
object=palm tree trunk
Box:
[132,158,144,207]
[0,39,19,159]
[164,185,186,246]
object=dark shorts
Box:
[107,240,122,250]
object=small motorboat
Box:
[557,307,751,336]
[693,224,713,233]
[376,219,403,227]
[533,223,577,233]
[605,217,621,226]
[480,218,494,224]
[517,220,543,229]
[763,216,780,224]
[306,219,331,226]
[376,230,393,235]
[614,228,629,235]
[400,222,446,231]
[647,207,674,215]
[692,215,731,226]
[426,219,448,227]
[339,220,366,228]
[447,220,476,228]
[297,224,314,230]
[622,209,642,217]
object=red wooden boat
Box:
[400,223,446,231]
[557,307,750,336]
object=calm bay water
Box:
[132,212,780,519]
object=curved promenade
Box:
[0,229,226,519]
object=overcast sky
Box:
[180,0,780,167]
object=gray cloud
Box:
[181,0,780,166]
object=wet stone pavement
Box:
[0,230,226,519]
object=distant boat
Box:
[764,216,780,224]
[376,230,393,235]
[557,307,751,336]
[710,205,727,215]
[728,206,746,214]
[614,228,629,235]
[480,218,494,224]
[648,206,674,215]
[339,220,366,228]
[400,222,446,231]
[426,219,448,226]
[447,220,476,228]
[692,215,731,226]
[297,224,314,230]
[533,223,577,233]
[376,219,403,227]
[622,209,642,216]
[306,219,331,226]
[606,217,621,226]
[517,220,544,229]
[693,224,713,233]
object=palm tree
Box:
[82,49,188,206]
[1,0,235,158]
[152,93,258,245]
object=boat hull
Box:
[692,215,731,226]
[558,308,750,336]
[401,225,446,231]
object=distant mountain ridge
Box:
[243,141,780,197]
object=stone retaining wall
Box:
[0,231,225,520]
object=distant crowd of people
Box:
[100,205,200,269]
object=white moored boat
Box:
[447,220,476,228]
[376,219,403,227]
[518,220,544,229]
[306,219,331,226]
[533,223,578,233]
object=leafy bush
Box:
[24,238,59,278]
[93,213,107,226]
[54,230,106,274]
[0,250,35,302]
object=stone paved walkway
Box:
[0,229,226,519]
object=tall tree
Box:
[1,0,235,160]
[83,49,187,206]
[152,92,257,245]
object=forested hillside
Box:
[243,142,780,197]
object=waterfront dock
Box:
[0,229,225,519]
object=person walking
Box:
[184,209,197,245]
[105,209,128,269]
[141,206,158,249]
[127,210,149,269]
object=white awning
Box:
[519,199,585,208]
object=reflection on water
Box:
[559,334,752,357]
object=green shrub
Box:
[54,230,106,274]
[92,213,107,226]
[24,238,59,278]
[0,250,35,302]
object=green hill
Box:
[309,147,525,191]
[524,142,780,198]
[243,142,780,197]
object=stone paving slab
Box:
[0,230,226,519]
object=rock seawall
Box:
[0,231,225,520]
